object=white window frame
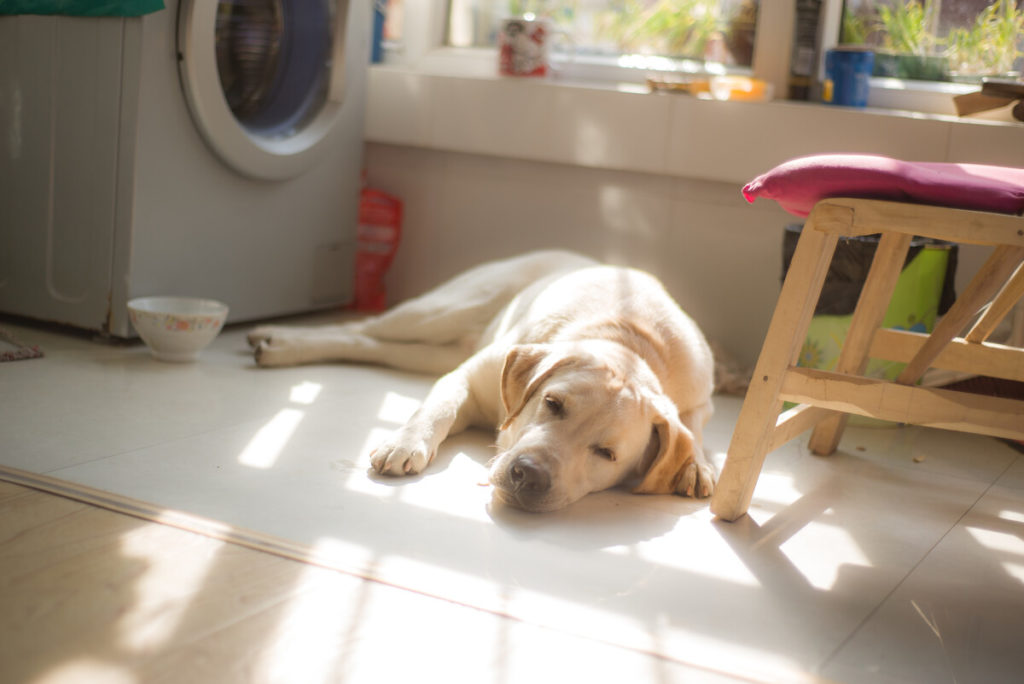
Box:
[390,0,984,116]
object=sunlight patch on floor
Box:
[624,535,761,588]
[32,659,136,684]
[658,625,820,684]
[377,391,422,424]
[966,525,1024,556]
[750,470,804,507]
[506,582,653,649]
[1002,562,1024,584]
[998,508,1024,524]
[255,554,356,683]
[237,408,305,470]
[377,554,511,612]
[395,451,494,522]
[338,427,399,496]
[306,537,377,570]
[115,526,223,652]
[289,381,323,405]
[780,519,872,591]
[151,509,234,537]
[237,381,327,470]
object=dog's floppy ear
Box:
[632,392,696,495]
[500,344,574,429]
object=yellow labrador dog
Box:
[248,251,715,512]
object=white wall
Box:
[365,142,996,370]
[365,142,803,368]
[362,60,1024,368]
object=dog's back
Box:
[369,251,597,347]
[484,263,714,417]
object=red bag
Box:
[353,187,402,311]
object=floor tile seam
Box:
[0,482,351,655]
[33,416,273,479]
[990,447,1024,491]
[29,398,398,479]
[830,436,1023,493]
[0,464,821,684]
[815,461,1013,673]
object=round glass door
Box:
[214,0,330,138]
[178,0,349,180]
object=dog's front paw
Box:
[678,459,716,498]
[370,435,434,476]
[247,327,302,367]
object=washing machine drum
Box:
[178,0,349,180]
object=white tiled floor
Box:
[2,315,1023,683]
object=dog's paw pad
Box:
[677,461,716,499]
[694,463,716,498]
[370,439,433,477]
[680,463,698,498]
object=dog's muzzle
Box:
[507,454,551,493]
[490,452,559,511]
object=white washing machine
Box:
[0,0,368,336]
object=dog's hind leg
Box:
[249,250,594,368]
[248,322,359,349]
[355,250,597,345]
[247,267,523,356]
[253,328,471,375]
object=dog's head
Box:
[489,340,699,512]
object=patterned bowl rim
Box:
[127,296,229,319]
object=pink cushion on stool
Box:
[742,154,1024,217]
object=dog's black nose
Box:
[508,455,551,493]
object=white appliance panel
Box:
[0,0,368,337]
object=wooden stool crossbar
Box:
[711,197,1024,522]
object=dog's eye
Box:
[543,396,564,415]
[592,446,616,462]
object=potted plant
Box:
[597,0,720,59]
[945,0,1024,81]
[870,0,950,81]
[842,0,1024,83]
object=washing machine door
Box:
[177,0,349,180]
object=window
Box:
[446,0,760,69]
[439,0,1022,86]
[368,0,1023,116]
[840,0,1024,81]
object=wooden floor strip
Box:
[0,465,358,578]
[0,466,785,684]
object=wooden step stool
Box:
[711,155,1024,522]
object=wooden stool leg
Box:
[711,224,840,521]
[897,245,1024,385]
[965,260,1024,343]
[807,232,913,455]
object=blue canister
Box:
[823,47,875,107]
[371,1,386,63]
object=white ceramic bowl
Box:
[127,296,229,362]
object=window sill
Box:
[365,61,1024,185]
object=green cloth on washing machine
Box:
[0,0,164,16]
